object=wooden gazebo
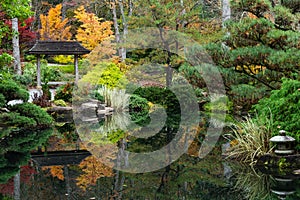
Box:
[28,41,90,87]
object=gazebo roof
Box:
[28,40,90,55]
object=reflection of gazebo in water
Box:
[31,150,91,166]
[30,149,91,198]
[28,41,90,87]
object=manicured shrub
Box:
[53,99,67,107]
[0,79,29,103]
[10,103,52,128]
[0,112,37,129]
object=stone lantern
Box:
[270,130,295,155]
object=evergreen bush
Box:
[252,78,300,149]
[10,103,53,128]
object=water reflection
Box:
[0,121,300,199]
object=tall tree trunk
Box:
[12,18,21,75]
[180,0,187,27]
[158,28,173,87]
[14,170,21,200]
[118,0,127,61]
[128,0,133,16]
[222,0,231,28]
[111,0,122,59]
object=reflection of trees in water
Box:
[89,154,245,199]
[0,128,53,184]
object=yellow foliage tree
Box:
[74,6,113,50]
[76,155,114,191]
[39,4,72,40]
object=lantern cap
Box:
[270,135,295,143]
[270,130,295,143]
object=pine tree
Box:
[206,0,300,110]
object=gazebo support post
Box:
[36,54,41,88]
[74,54,79,85]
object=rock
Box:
[81,102,98,109]
[48,106,72,112]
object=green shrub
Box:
[80,62,128,88]
[24,54,36,62]
[10,103,52,128]
[23,62,62,83]
[42,65,62,83]
[0,53,13,69]
[55,83,74,103]
[13,74,33,86]
[129,94,150,125]
[0,112,37,128]
[0,94,5,107]
[131,87,181,128]
[52,65,74,73]
[252,78,300,149]
[0,79,29,103]
[133,86,180,114]
[53,99,67,107]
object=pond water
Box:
[1,116,299,200]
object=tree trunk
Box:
[158,28,173,87]
[222,0,231,28]
[12,18,21,75]
[128,0,133,16]
[118,0,127,61]
[14,170,21,200]
[111,0,122,59]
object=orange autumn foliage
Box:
[39,4,72,40]
[42,165,65,181]
[74,6,113,50]
[76,155,114,191]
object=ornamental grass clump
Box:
[97,86,129,111]
[226,115,274,165]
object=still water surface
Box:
[1,119,299,200]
